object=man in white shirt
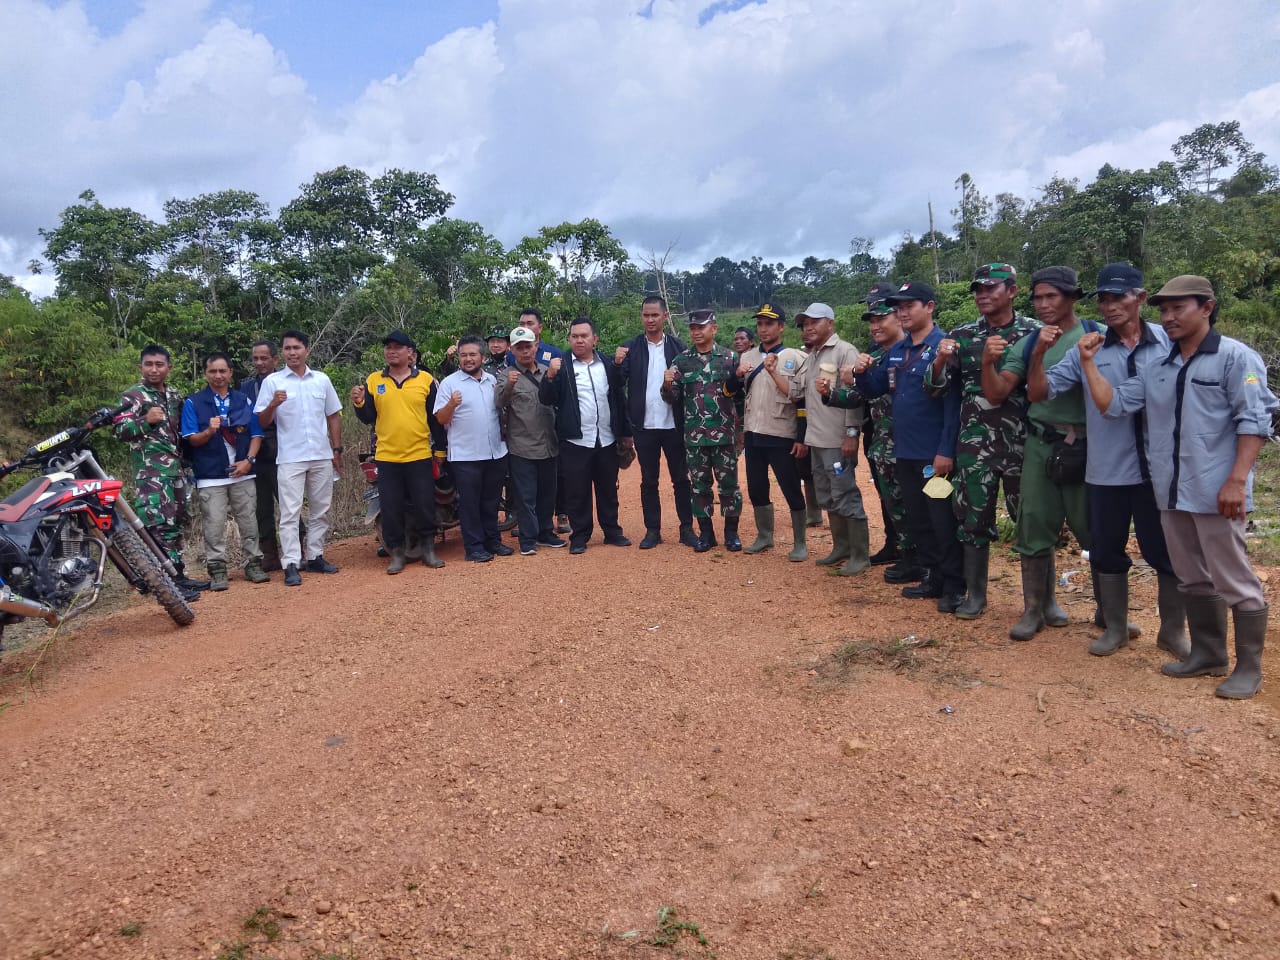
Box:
[615,296,696,548]
[253,329,344,586]
[434,335,512,562]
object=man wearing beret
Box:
[1078,276,1277,699]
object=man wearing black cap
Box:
[926,263,1039,619]
[1027,263,1186,658]
[736,303,808,559]
[983,266,1098,640]
[852,282,964,610]
[614,296,696,548]
[351,331,447,573]
[662,308,744,551]
[1078,275,1277,699]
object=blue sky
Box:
[2,0,1279,295]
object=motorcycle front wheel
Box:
[112,525,196,626]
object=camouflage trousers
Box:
[869,444,909,553]
[952,447,1022,547]
[135,472,190,565]
[687,443,741,519]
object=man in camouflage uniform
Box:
[661,308,744,552]
[112,344,208,599]
[925,263,1039,619]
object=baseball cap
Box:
[1030,266,1083,297]
[509,325,536,345]
[795,302,836,327]
[1092,262,1145,296]
[486,325,510,341]
[382,330,416,350]
[861,302,894,321]
[863,282,897,306]
[1148,275,1215,305]
[970,263,1017,291]
[688,308,716,326]
[753,303,786,323]
[885,281,937,305]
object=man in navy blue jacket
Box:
[181,353,268,590]
[853,282,964,611]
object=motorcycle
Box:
[0,405,195,650]
[358,452,462,556]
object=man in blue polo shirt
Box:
[852,281,964,611]
[1078,275,1277,700]
[1027,263,1187,659]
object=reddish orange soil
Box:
[2,474,1278,960]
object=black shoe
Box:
[178,586,201,602]
[936,592,965,614]
[490,543,515,557]
[284,563,302,587]
[884,561,925,584]
[569,544,587,555]
[536,535,567,548]
[678,525,700,548]
[306,556,339,574]
[723,518,741,552]
[465,551,495,563]
[520,544,538,556]
[639,530,662,549]
[556,514,571,534]
[175,575,211,592]
[869,544,899,566]
[902,576,942,600]
[604,534,632,547]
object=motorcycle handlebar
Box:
[0,403,133,478]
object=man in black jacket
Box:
[614,295,697,548]
[540,317,633,554]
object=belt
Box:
[1028,420,1085,444]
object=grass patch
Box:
[646,906,716,956]
[243,905,282,942]
[117,922,143,938]
[1247,441,1280,564]
[827,633,939,677]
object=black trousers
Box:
[254,455,279,547]
[744,433,804,510]
[896,458,964,594]
[633,426,693,531]
[451,457,507,555]
[509,454,558,548]
[1088,481,1173,576]
[377,458,437,551]
[559,441,623,547]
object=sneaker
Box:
[569,544,587,555]
[490,543,515,557]
[520,545,538,556]
[465,551,494,563]
[603,534,632,547]
[284,563,302,587]
[555,514,571,534]
[306,556,339,574]
[536,534,567,548]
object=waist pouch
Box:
[1045,437,1087,485]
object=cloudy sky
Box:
[3,0,1279,296]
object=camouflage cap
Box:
[860,302,894,321]
[486,325,511,342]
[970,263,1017,291]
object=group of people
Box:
[113,266,1276,700]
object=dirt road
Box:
[2,478,1278,959]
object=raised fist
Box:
[663,367,677,387]
[144,405,166,426]
[983,336,1008,363]
[763,354,778,372]
[614,346,630,365]
[507,368,520,385]
[350,385,366,404]
[548,357,562,379]
[208,416,223,431]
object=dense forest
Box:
[2,119,1277,439]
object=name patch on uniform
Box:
[377,383,386,394]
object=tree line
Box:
[1,119,1277,439]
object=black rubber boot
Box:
[1155,572,1189,659]
[723,515,742,552]
[421,539,445,568]
[1042,554,1069,628]
[1088,571,1131,656]
[693,518,717,553]
[1215,605,1267,700]
[744,504,774,554]
[386,548,407,575]
[954,544,989,620]
[1010,555,1050,641]
[1161,593,1229,678]
[1092,570,1141,638]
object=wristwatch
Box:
[247,456,257,465]
[331,446,344,453]
[846,427,859,438]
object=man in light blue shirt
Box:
[1079,276,1278,700]
[1028,263,1186,659]
[435,335,511,562]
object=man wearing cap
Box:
[1025,264,1187,658]
[983,266,1097,639]
[661,308,744,552]
[351,330,447,573]
[512,307,570,533]
[852,283,964,609]
[540,318,632,554]
[435,335,512,562]
[736,303,809,559]
[791,303,869,574]
[497,325,564,554]
[926,263,1039,619]
[1078,276,1277,699]
[614,295,696,549]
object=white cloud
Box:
[3,0,1280,295]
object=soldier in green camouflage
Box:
[661,308,744,552]
[112,344,208,599]
[924,263,1039,619]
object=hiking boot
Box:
[306,556,339,574]
[207,560,229,592]
[243,558,269,584]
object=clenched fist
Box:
[614,346,630,365]
[208,416,223,431]
[663,367,677,387]
[547,357,562,378]
[350,384,366,404]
